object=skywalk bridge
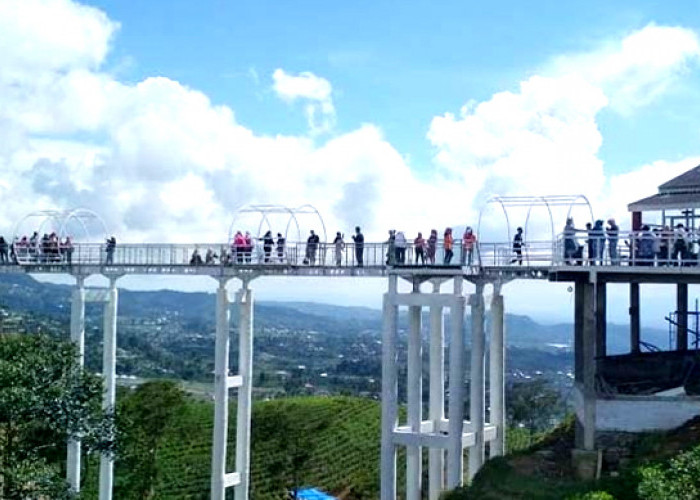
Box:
[11,183,700,500]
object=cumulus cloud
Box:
[555,24,700,114]
[427,24,700,239]
[0,0,698,259]
[272,69,336,134]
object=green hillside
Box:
[443,417,700,500]
[83,395,396,499]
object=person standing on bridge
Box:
[244,231,253,263]
[62,236,73,266]
[395,231,407,264]
[352,226,364,267]
[105,236,116,265]
[590,220,605,265]
[276,233,286,263]
[427,229,437,264]
[510,227,524,265]
[414,232,426,265]
[305,230,320,265]
[386,230,396,265]
[262,230,274,263]
[443,227,454,265]
[563,218,581,265]
[461,227,477,266]
[606,219,620,265]
[333,232,345,266]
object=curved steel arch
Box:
[478,194,596,240]
[59,208,109,242]
[564,194,595,225]
[14,208,109,242]
[228,204,322,243]
[477,196,512,245]
[523,196,555,243]
[293,204,327,244]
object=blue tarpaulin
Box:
[295,487,337,500]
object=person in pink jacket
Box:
[233,231,246,263]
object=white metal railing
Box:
[554,229,700,268]
[9,231,699,270]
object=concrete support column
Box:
[428,281,445,500]
[489,289,505,458]
[630,283,640,354]
[381,275,399,500]
[595,281,607,359]
[99,278,118,500]
[446,277,465,488]
[677,283,688,351]
[67,277,85,492]
[581,282,596,451]
[211,279,231,500]
[468,283,485,480]
[235,286,254,500]
[406,289,422,500]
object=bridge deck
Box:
[3,241,700,282]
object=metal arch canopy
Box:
[477,194,595,242]
[293,204,327,243]
[228,204,306,243]
[59,208,109,242]
[477,196,512,245]
[13,208,109,242]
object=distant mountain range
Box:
[0,272,668,355]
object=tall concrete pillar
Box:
[468,283,485,480]
[428,281,445,500]
[406,288,422,500]
[489,288,505,458]
[446,277,465,488]
[629,283,640,354]
[581,282,596,450]
[381,275,399,500]
[677,283,688,351]
[595,281,607,359]
[211,279,231,500]
[235,286,254,500]
[67,276,85,492]
[99,277,118,500]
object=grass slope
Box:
[140,396,389,499]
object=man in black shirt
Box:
[352,226,364,267]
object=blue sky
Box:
[3,0,700,321]
[85,0,700,173]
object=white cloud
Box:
[272,69,336,134]
[427,24,700,240]
[0,1,699,321]
[553,24,700,114]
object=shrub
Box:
[638,446,700,499]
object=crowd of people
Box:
[562,217,698,266]
[0,232,75,265]
[7,220,699,269]
[193,227,368,267]
[384,227,478,266]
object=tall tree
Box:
[0,334,114,499]
[507,378,563,443]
